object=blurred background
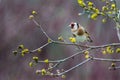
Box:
[0,0,120,80]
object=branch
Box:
[114,66,120,69]
[57,58,92,76]
[89,43,120,48]
[30,42,52,53]
[93,57,120,62]
[52,41,89,48]
[32,19,53,41]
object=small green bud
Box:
[13,50,18,56]
[18,44,24,49]
[33,56,39,63]
[29,62,33,67]
[37,48,42,53]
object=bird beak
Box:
[68,24,71,27]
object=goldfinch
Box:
[69,22,93,42]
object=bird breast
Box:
[76,35,87,42]
[77,28,84,36]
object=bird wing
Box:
[84,30,90,36]
[72,33,76,37]
[84,30,93,42]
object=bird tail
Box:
[87,36,93,42]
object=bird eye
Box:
[71,24,74,29]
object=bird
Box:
[69,22,93,43]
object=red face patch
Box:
[71,23,74,29]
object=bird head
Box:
[69,22,85,35]
[69,22,79,31]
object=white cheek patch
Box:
[74,24,78,30]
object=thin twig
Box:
[89,43,120,48]
[32,19,53,41]
[53,41,120,48]
[52,41,89,48]
[51,62,62,69]
[115,66,120,69]
[30,42,52,53]
[57,58,92,76]
[93,57,120,62]
[109,66,120,70]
